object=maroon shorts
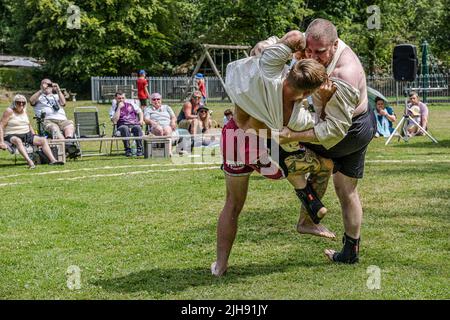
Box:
[220,119,285,180]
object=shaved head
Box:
[305,18,338,44]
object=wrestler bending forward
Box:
[212,31,354,276]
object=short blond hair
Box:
[286,59,328,92]
[11,94,28,108]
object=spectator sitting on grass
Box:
[144,93,177,136]
[407,91,429,136]
[111,91,144,157]
[374,97,396,137]
[0,94,64,168]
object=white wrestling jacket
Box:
[225,39,359,151]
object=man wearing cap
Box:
[195,73,207,104]
[137,70,150,110]
[406,91,429,136]
[177,90,203,131]
[144,93,177,136]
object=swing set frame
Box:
[181,44,251,101]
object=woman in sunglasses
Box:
[191,106,216,146]
[0,94,64,168]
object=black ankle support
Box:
[332,233,360,264]
[295,182,325,224]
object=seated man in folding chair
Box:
[406,91,429,137]
[144,92,177,137]
[29,78,80,158]
[111,91,144,157]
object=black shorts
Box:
[4,132,35,145]
[303,110,377,179]
[139,99,148,106]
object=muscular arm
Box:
[182,102,197,120]
[29,90,42,106]
[57,90,66,107]
[279,127,319,145]
[259,31,305,78]
[331,48,368,112]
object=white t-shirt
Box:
[144,105,175,127]
[34,94,67,120]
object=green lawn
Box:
[0,100,449,299]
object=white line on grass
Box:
[58,166,220,181]
[1,159,448,182]
[0,182,24,188]
[0,162,222,180]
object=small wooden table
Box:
[143,137,171,158]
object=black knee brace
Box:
[295,181,325,224]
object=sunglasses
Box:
[199,110,208,113]
[152,98,161,101]
[45,82,53,86]
[15,101,26,105]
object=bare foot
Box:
[324,249,336,261]
[297,216,336,239]
[211,261,227,277]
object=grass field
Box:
[0,99,449,299]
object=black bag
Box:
[35,146,58,164]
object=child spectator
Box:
[374,97,396,137]
[137,70,150,110]
[223,109,233,126]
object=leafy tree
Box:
[195,0,312,45]
[0,0,13,54]
[1,0,449,95]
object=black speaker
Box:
[393,44,418,81]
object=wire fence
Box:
[91,76,229,104]
[367,73,449,104]
[91,73,450,105]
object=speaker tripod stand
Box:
[385,97,438,145]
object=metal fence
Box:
[91,76,229,104]
[367,73,449,104]
[92,73,450,105]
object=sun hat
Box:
[409,105,421,117]
[197,106,209,112]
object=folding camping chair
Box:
[74,106,106,157]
